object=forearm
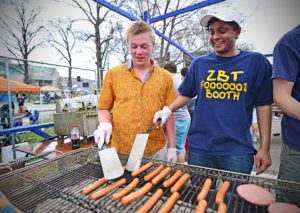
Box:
[168,95,191,112]
[273,78,300,120]
[165,114,176,149]
[98,109,111,123]
[256,105,272,152]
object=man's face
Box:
[129,32,154,67]
[208,20,240,57]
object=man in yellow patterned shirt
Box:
[93,20,177,162]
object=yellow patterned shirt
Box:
[97,61,176,156]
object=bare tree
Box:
[69,0,126,89]
[0,1,44,83]
[47,18,79,88]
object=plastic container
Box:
[71,123,80,149]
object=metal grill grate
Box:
[0,147,299,212]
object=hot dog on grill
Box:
[215,181,230,205]
[91,178,126,200]
[82,177,108,195]
[163,170,183,188]
[217,202,227,213]
[131,162,153,177]
[121,182,153,205]
[170,173,190,193]
[157,192,180,213]
[195,199,208,213]
[197,178,212,201]
[144,165,164,182]
[112,178,139,201]
[136,188,164,213]
[151,167,171,185]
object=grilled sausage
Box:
[144,165,164,182]
[163,169,183,188]
[91,178,126,200]
[197,178,212,201]
[121,182,153,205]
[157,192,180,213]
[195,199,208,213]
[218,202,227,213]
[136,188,164,213]
[82,177,108,195]
[170,173,190,193]
[215,181,230,205]
[112,178,139,201]
[131,162,153,177]
[151,167,171,185]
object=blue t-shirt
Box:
[179,51,273,155]
[272,25,300,151]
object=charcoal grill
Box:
[0,147,299,213]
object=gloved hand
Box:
[93,122,112,149]
[167,148,177,162]
[153,106,172,127]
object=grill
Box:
[0,147,299,213]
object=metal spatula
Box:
[126,119,161,172]
[98,144,124,180]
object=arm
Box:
[273,78,300,120]
[165,114,176,149]
[98,109,112,123]
[168,95,191,112]
[255,105,272,175]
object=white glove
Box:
[167,148,177,162]
[93,122,112,149]
[153,106,172,127]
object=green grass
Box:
[18,127,56,144]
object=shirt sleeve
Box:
[178,59,197,98]
[272,36,300,82]
[97,70,115,110]
[164,74,177,106]
[254,56,273,106]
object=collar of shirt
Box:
[126,59,156,82]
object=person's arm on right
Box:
[273,78,300,120]
[153,95,191,126]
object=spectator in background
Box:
[163,61,191,163]
[251,108,259,142]
[17,94,25,114]
[272,25,300,206]
[181,67,196,119]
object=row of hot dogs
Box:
[82,162,230,213]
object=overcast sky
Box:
[0,0,299,79]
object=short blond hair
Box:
[126,20,155,44]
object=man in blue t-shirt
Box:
[272,25,300,206]
[153,8,273,175]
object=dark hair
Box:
[181,67,188,77]
[207,17,240,31]
[163,61,177,73]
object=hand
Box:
[153,106,172,127]
[93,122,112,149]
[255,149,271,175]
[167,148,177,162]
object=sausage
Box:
[215,181,230,205]
[144,165,164,182]
[217,202,227,213]
[91,178,126,200]
[131,162,153,177]
[151,167,171,185]
[82,177,108,195]
[112,178,139,201]
[197,178,212,201]
[136,188,164,213]
[121,182,153,205]
[157,192,180,213]
[163,170,183,188]
[170,173,190,193]
[195,199,208,213]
